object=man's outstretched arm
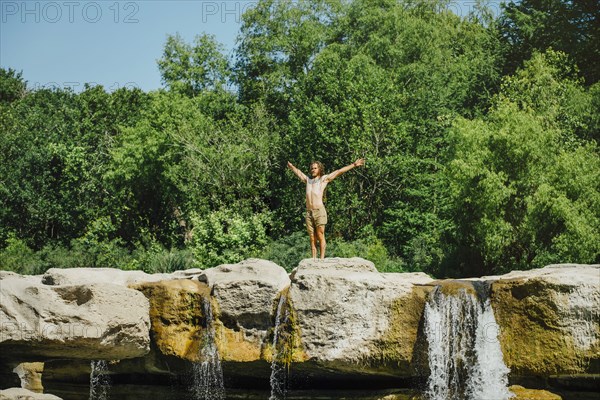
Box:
[287,161,308,182]
[326,158,365,182]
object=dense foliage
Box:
[1,0,598,277]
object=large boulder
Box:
[0,272,41,283]
[0,388,62,400]
[130,279,211,362]
[12,363,44,393]
[289,258,434,378]
[200,259,290,363]
[41,268,172,286]
[509,385,562,400]
[490,264,600,380]
[0,275,151,361]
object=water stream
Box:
[190,297,225,400]
[270,293,290,400]
[89,360,110,400]
[423,284,513,400]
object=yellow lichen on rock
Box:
[130,279,211,362]
[262,289,308,365]
[214,323,262,362]
[509,385,562,400]
[13,362,44,393]
[430,280,478,296]
[373,285,432,374]
[492,278,596,376]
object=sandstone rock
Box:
[0,388,62,400]
[290,257,433,376]
[13,362,44,393]
[41,267,172,286]
[509,385,562,400]
[201,259,290,362]
[171,268,205,280]
[0,272,41,284]
[491,264,600,378]
[3,259,597,394]
[0,277,150,361]
[130,279,211,362]
[294,257,380,273]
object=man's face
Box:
[310,163,320,177]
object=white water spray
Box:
[269,293,289,400]
[89,360,110,400]
[191,297,225,400]
[424,285,513,400]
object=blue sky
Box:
[1,0,256,92]
[1,0,503,93]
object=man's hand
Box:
[353,158,365,167]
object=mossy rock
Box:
[509,385,562,400]
[131,279,211,362]
[492,277,599,376]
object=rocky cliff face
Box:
[201,259,290,363]
[290,258,433,379]
[0,273,150,361]
[490,264,600,379]
[0,259,598,398]
[131,279,212,362]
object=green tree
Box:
[272,0,502,273]
[0,68,26,104]
[157,33,231,96]
[0,86,82,246]
[447,51,600,276]
[499,0,600,84]
[105,90,278,247]
[0,78,149,250]
[235,0,343,116]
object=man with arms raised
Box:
[287,158,365,259]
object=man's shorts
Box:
[305,207,328,234]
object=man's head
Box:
[310,161,325,178]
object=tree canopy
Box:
[1,0,598,277]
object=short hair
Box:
[310,161,325,176]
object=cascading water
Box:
[269,293,290,400]
[190,297,225,400]
[89,360,110,400]
[423,283,514,400]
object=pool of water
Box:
[46,382,421,400]
[41,382,600,400]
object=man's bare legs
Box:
[316,225,326,259]
[309,232,318,259]
[309,226,327,259]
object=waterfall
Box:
[269,293,289,400]
[424,284,513,400]
[89,360,110,400]
[190,297,225,400]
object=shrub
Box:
[261,231,311,271]
[0,236,44,274]
[328,235,407,273]
[133,243,195,273]
[188,209,271,268]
